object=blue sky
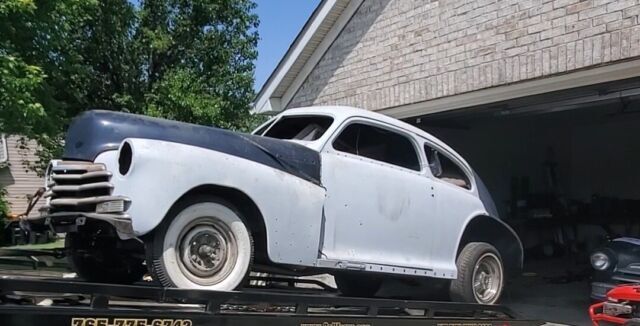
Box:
[253,0,320,92]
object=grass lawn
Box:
[0,238,68,274]
[3,238,65,250]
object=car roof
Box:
[280,106,468,167]
[281,106,427,137]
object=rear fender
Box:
[457,215,523,275]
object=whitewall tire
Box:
[147,196,253,290]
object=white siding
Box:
[0,136,44,216]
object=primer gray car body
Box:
[43,106,522,282]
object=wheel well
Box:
[457,215,523,275]
[170,184,270,264]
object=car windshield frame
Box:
[252,116,279,135]
[260,114,334,142]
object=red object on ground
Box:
[590,284,640,325]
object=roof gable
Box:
[253,0,363,114]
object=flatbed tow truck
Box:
[0,248,542,326]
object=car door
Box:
[320,119,438,270]
[423,142,483,273]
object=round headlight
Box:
[591,252,611,271]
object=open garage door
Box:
[409,77,640,323]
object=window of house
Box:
[263,116,333,141]
[333,123,421,171]
[424,144,471,189]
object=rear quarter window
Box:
[424,144,471,189]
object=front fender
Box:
[94,138,326,266]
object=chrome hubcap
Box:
[177,219,237,285]
[472,253,503,304]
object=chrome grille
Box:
[612,265,640,284]
[45,161,114,214]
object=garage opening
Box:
[409,77,640,321]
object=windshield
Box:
[262,115,333,141]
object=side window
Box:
[333,123,421,171]
[424,144,471,189]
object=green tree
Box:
[138,0,259,130]
[0,0,50,137]
[0,0,260,173]
[1,0,113,170]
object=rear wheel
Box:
[334,273,381,297]
[146,196,253,290]
[449,242,504,304]
[65,232,146,284]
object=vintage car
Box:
[38,106,522,304]
[591,237,640,301]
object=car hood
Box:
[592,237,640,280]
[607,238,640,267]
[62,110,321,185]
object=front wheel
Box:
[449,242,504,304]
[146,196,253,290]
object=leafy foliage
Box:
[0,187,7,216]
[0,187,7,245]
[0,55,46,135]
[0,0,260,172]
[0,1,49,136]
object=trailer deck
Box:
[0,275,548,326]
[0,247,543,326]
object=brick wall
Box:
[288,0,640,111]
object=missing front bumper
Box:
[30,211,136,240]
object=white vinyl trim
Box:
[253,0,361,114]
[254,0,338,114]
[280,0,364,110]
